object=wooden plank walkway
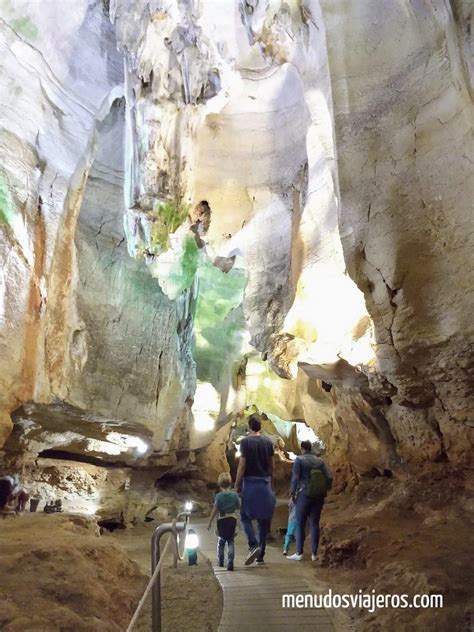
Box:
[195,520,335,632]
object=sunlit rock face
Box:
[110,0,375,462]
[0,1,196,475]
[0,0,473,515]
[322,0,474,464]
[0,1,124,446]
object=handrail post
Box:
[151,519,188,632]
[172,518,178,569]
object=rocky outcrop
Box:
[0,2,198,470]
[0,1,124,443]
[0,0,473,519]
[322,0,474,464]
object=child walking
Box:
[208,472,240,571]
[282,497,297,555]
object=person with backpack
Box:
[287,440,332,562]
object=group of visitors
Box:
[208,416,332,570]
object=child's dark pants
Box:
[217,516,236,566]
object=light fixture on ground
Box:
[185,528,199,566]
[185,501,193,512]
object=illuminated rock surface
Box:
[0,0,473,517]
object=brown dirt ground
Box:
[0,513,146,631]
[0,513,222,632]
[2,465,471,632]
[110,522,222,632]
[273,463,474,632]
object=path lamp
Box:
[185,528,199,565]
[173,503,193,568]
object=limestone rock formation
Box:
[324,0,474,467]
[0,0,473,518]
[0,1,196,469]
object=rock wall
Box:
[0,0,123,445]
[0,1,197,474]
[160,0,472,477]
[0,0,473,516]
[70,99,195,452]
[322,0,474,464]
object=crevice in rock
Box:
[37,449,128,468]
[98,517,125,532]
[362,250,404,364]
[359,468,393,479]
[154,350,164,412]
[432,392,449,461]
[140,69,153,96]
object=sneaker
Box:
[311,554,317,562]
[227,562,234,571]
[245,547,261,566]
[282,550,288,556]
[287,553,303,561]
[255,559,265,565]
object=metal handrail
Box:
[125,510,192,632]
[151,513,190,632]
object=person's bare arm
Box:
[235,456,246,493]
[207,504,218,530]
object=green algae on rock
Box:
[194,259,248,388]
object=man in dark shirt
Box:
[235,416,276,565]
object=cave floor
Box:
[110,522,222,632]
[110,466,474,632]
[195,518,339,632]
[110,512,347,632]
[1,465,471,631]
[0,513,147,632]
[310,469,474,632]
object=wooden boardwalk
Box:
[195,520,335,632]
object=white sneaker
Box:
[287,553,303,561]
[311,554,317,562]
